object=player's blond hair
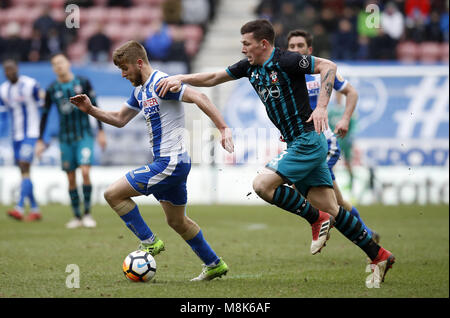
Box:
[112,40,149,67]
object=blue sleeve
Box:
[126,89,141,110]
[32,83,41,102]
[154,77,185,101]
[333,73,348,91]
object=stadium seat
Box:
[440,43,449,63]
[50,7,66,22]
[104,23,124,42]
[133,0,164,7]
[93,0,108,6]
[86,6,108,24]
[396,41,419,62]
[126,6,156,24]
[106,7,126,24]
[19,24,32,39]
[67,41,86,63]
[185,39,200,57]
[120,23,142,42]
[418,42,442,63]
[78,22,100,42]
[4,6,29,24]
[183,25,204,42]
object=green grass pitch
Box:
[0,203,448,298]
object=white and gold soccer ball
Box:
[122,250,156,282]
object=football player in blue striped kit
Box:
[70,40,234,281]
[36,53,107,229]
[285,29,380,244]
[156,19,395,285]
[0,59,42,222]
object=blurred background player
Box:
[0,59,42,221]
[328,91,356,193]
[70,40,234,281]
[36,53,107,229]
[286,29,379,243]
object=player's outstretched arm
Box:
[182,86,234,153]
[307,57,337,134]
[70,94,138,128]
[334,83,358,138]
[156,70,233,97]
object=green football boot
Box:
[138,236,165,256]
[190,258,228,281]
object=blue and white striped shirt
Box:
[0,75,42,141]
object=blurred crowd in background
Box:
[257,0,449,62]
[0,0,448,66]
[0,0,218,71]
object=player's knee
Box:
[252,175,271,198]
[103,186,116,205]
[166,215,186,232]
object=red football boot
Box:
[7,209,24,221]
[370,247,395,283]
[310,210,334,255]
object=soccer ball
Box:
[122,250,156,282]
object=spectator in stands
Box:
[144,22,174,61]
[28,29,49,62]
[331,18,358,60]
[87,24,111,64]
[255,0,283,20]
[0,0,10,8]
[1,22,28,62]
[381,2,405,41]
[273,21,287,49]
[425,10,444,42]
[319,6,338,33]
[107,0,132,7]
[163,0,182,25]
[33,5,57,37]
[182,0,210,28]
[375,1,405,59]
[273,1,301,36]
[404,0,430,42]
[257,1,274,21]
[65,0,94,7]
[441,5,449,42]
[297,4,318,32]
[311,23,331,58]
[46,27,66,58]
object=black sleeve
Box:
[226,58,250,79]
[39,88,53,140]
[279,51,315,76]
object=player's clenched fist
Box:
[70,94,93,113]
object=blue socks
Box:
[120,205,154,241]
[186,230,220,266]
[349,206,373,236]
[119,205,219,266]
[17,178,38,212]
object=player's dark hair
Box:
[240,19,275,45]
[112,40,150,67]
[50,52,69,61]
[287,29,313,48]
